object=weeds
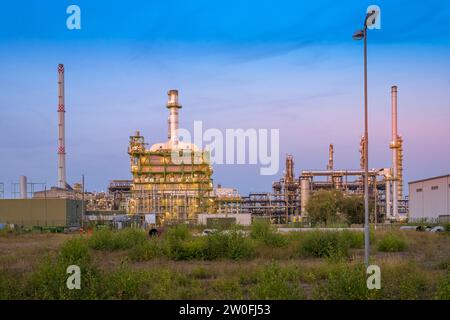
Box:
[250,219,288,247]
[299,231,349,258]
[377,233,407,252]
[313,262,376,300]
[87,228,147,251]
[250,262,305,299]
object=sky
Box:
[0,0,449,197]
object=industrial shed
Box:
[408,174,450,221]
[0,199,82,227]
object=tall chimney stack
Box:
[166,89,182,146]
[57,64,67,189]
[390,85,398,218]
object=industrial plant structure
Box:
[0,64,410,228]
[242,86,407,223]
[128,90,215,224]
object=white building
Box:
[408,174,450,222]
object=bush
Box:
[313,262,377,300]
[163,228,255,261]
[128,239,163,261]
[27,238,100,299]
[88,228,147,251]
[59,237,91,266]
[340,230,371,249]
[164,224,191,243]
[224,230,256,260]
[300,231,349,258]
[377,233,407,252]
[250,219,287,247]
[250,262,305,299]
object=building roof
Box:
[408,174,450,185]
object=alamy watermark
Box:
[66,265,81,290]
[171,121,280,176]
[66,5,81,30]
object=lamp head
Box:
[352,29,365,40]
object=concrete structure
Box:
[409,174,450,221]
[0,199,82,227]
[197,213,252,226]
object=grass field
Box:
[1,224,449,300]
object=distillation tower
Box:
[128,90,214,223]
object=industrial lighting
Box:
[352,8,377,267]
[352,30,364,40]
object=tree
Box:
[305,190,366,226]
[306,190,345,226]
[340,195,365,225]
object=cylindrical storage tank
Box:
[19,175,27,199]
[300,177,310,216]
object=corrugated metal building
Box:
[408,174,450,221]
[0,199,82,227]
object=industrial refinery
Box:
[0,63,408,228]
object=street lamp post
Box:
[353,10,376,267]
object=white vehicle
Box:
[429,226,445,233]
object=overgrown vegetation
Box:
[0,225,448,300]
[306,190,370,226]
[87,228,147,251]
[300,231,348,258]
[250,262,305,299]
[250,218,287,247]
[377,232,407,252]
[129,224,255,261]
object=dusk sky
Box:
[0,0,449,196]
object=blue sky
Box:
[0,0,449,196]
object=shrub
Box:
[59,237,91,266]
[164,224,191,243]
[88,228,147,251]
[163,228,255,261]
[340,230,368,249]
[225,230,256,260]
[27,238,100,299]
[300,231,349,258]
[128,239,163,261]
[377,233,407,252]
[250,219,287,247]
[250,262,305,299]
[313,262,377,300]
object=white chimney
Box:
[57,64,67,189]
[166,89,182,146]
